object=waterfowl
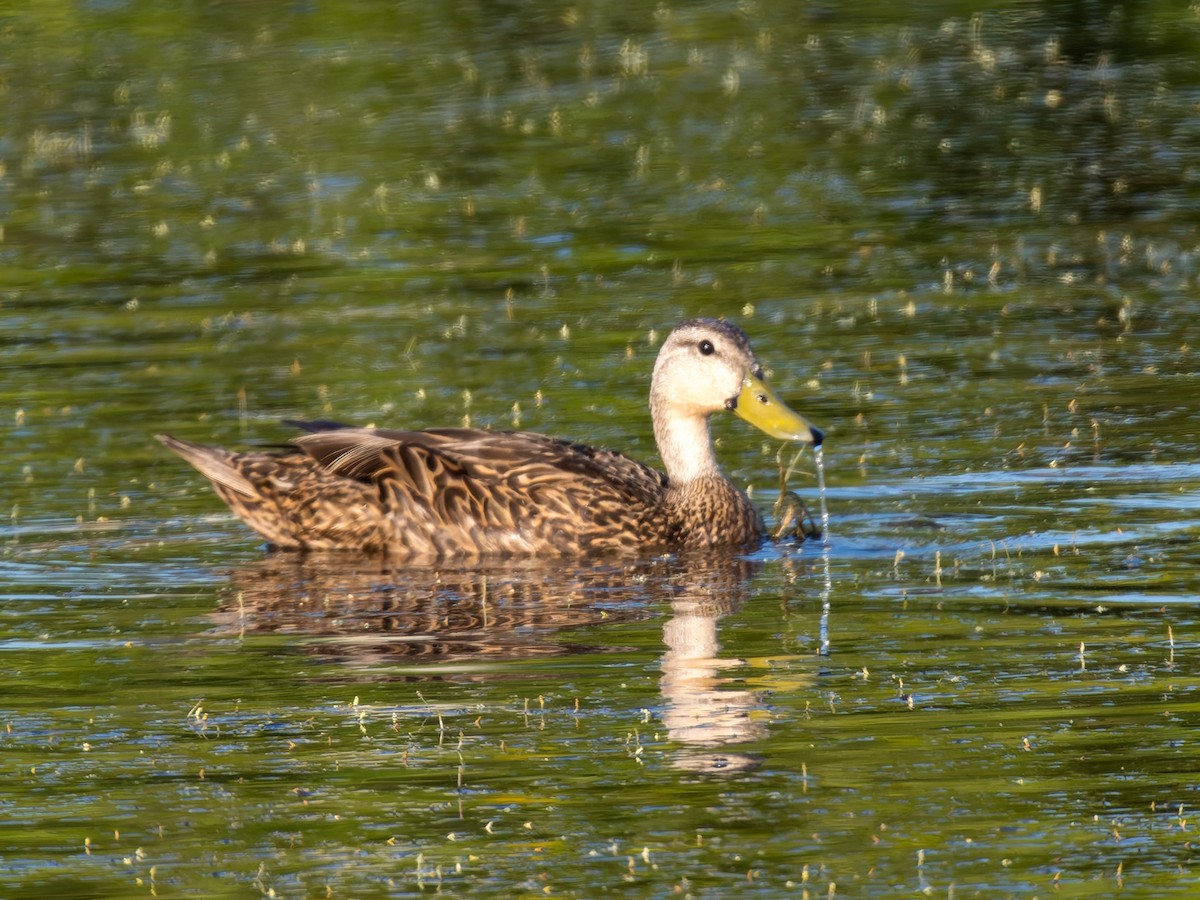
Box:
[157,318,822,558]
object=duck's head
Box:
[650,318,823,447]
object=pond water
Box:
[3,1,1200,896]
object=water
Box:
[814,445,830,546]
[3,1,1200,896]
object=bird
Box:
[157,317,822,558]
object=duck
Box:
[157,317,822,558]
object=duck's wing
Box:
[289,426,669,552]
[160,424,670,555]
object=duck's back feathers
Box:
[159,425,678,557]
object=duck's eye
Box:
[698,339,715,356]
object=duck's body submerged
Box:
[158,424,759,555]
[158,318,822,558]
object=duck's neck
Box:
[652,405,724,486]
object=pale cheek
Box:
[686,373,733,410]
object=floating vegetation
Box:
[772,444,822,542]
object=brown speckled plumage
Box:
[158,318,821,559]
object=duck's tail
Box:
[156,434,257,497]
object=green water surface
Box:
[3,1,1200,897]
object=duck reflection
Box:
[659,592,767,774]
[212,550,819,772]
[213,553,664,665]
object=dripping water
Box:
[813,445,832,656]
[814,445,830,546]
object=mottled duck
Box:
[158,318,823,557]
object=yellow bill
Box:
[732,372,823,444]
